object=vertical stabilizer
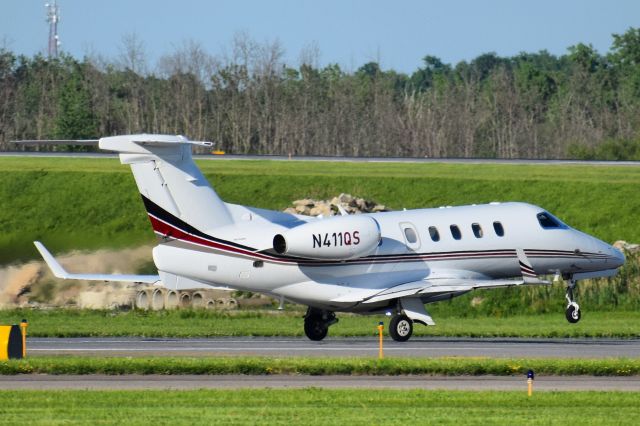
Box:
[99,134,233,232]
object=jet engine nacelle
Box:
[273,215,381,260]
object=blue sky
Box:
[2,0,639,73]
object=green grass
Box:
[0,389,638,425]
[1,309,638,338]
[1,157,639,263]
[2,356,640,376]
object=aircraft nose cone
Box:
[612,247,626,268]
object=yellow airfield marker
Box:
[20,319,28,358]
[527,369,535,396]
[377,321,384,359]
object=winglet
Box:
[516,248,538,283]
[34,241,69,279]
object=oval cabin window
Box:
[450,225,462,240]
[428,226,440,242]
[404,227,418,243]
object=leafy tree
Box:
[54,61,98,146]
[611,27,640,67]
[2,29,640,159]
[409,55,450,91]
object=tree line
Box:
[2,29,640,159]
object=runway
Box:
[27,336,640,358]
[1,375,639,391]
[2,151,640,166]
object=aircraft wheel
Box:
[304,317,329,341]
[565,304,581,323]
[389,314,413,342]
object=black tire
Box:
[304,317,329,341]
[389,314,413,342]
[565,305,581,323]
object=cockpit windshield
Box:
[537,212,564,229]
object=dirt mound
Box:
[0,245,153,309]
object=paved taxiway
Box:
[28,337,640,358]
[1,375,639,391]
[12,337,640,390]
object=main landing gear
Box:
[303,307,338,341]
[389,314,413,342]
[565,277,581,324]
[388,298,433,342]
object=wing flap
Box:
[353,275,550,305]
[361,281,430,304]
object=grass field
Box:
[0,389,638,425]
[1,309,638,338]
[1,157,639,263]
[2,356,640,376]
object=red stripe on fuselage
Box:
[148,213,609,267]
[148,215,277,261]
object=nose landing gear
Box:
[565,278,581,324]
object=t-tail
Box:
[23,134,235,284]
[99,134,234,235]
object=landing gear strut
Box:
[565,277,581,324]
[303,307,338,341]
[389,314,413,342]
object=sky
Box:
[2,0,639,73]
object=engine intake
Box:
[273,234,287,254]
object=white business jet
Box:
[30,134,625,341]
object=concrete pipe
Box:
[191,291,205,309]
[165,290,179,310]
[215,298,226,309]
[225,298,238,309]
[135,289,152,310]
[150,288,166,310]
[178,292,192,308]
[206,299,216,309]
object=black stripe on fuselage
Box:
[140,194,258,252]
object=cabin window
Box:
[428,226,440,242]
[472,223,483,238]
[493,221,505,237]
[404,227,418,243]
[450,225,462,240]
[537,212,562,229]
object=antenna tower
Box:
[45,1,60,58]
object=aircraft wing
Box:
[34,241,160,284]
[333,248,551,304]
[332,275,549,305]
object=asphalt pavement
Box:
[2,151,640,166]
[1,374,639,391]
[27,336,640,358]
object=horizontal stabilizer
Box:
[133,139,212,147]
[34,241,160,284]
[12,136,213,148]
[12,139,99,146]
